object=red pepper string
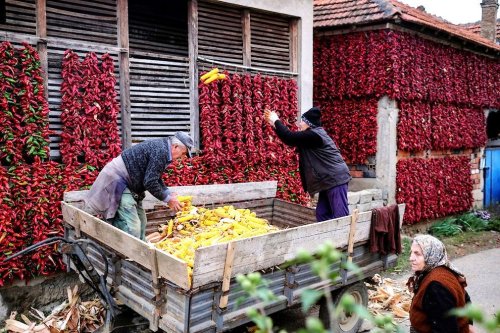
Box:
[396,156,473,224]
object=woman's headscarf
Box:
[407,234,465,292]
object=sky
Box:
[398,0,484,25]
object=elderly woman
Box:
[408,234,475,333]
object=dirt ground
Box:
[442,230,500,259]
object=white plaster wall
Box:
[215,0,314,113]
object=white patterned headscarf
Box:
[414,234,452,272]
[408,234,465,292]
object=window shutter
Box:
[198,0,243,64]
[250,11,291,71]
[46,0,117,45]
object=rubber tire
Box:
[318,282,369,333]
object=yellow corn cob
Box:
[203,73,219,84]
[200,68,219,81]
[177,214,194,223]
[167,219,174,237]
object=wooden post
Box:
[188,0,199,148]
[36,0,48,100]
[347,209,359,263]
[289,18,299,73]
[219,242,235,308]
[148,245,161,331]
[117,0,132,148]
[242,9,251,67]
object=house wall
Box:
[313,29,498,223]
[0,0,312,155]
[219,0,313,113]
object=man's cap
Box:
[174,131,194,158]
[301,107,321,128]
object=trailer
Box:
[61,181,405,333]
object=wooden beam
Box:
[188,0,199,148]
[242,9,251,67]
[289,18,299,73]
[36,0,48,100]
[218,242,235,308]
[347,209,359,263]
[117,0,131,148]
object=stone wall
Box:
[347,188,386,214]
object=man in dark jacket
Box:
[86,131,194,240]
[264,107,351,221]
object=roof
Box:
[462,19,500,41]
[314,0,500,52]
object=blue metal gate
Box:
[484,148,500,207]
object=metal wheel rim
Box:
[338,290,362,331]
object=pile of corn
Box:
[148,196,279,277]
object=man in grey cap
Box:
[86,132,194,240]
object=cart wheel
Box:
[318,282,368,333]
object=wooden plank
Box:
[61,202,152,266]
[45,5,116,21]
[36,0,48,100]
[117,0,131,148]
[289,18,298,73]
[219,242,235,308]
[242,9,250,67]
[188,0,199,149]
[142,181,277,209]
[347,209,359,263]
[36,0,47,37]
[64,181,277,208]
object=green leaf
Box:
[300,289,323,313]
[304,317,326,333]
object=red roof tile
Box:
[314,0,500,52]
[462,19,500,41]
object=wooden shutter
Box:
[0,0,36,35]
[129,0,188,57]
[128,0,190,143]
[250,11,290,71]
[46,0,117,45]
[47,45,121,158]
[129,53,190,142]
[198,0,243,64]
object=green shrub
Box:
[429,218,463,237]
[456,213,488,232]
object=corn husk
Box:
[366,274,412,321]
[5,285,105,333]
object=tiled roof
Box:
[462,19,500,41]
[314,0,500,51]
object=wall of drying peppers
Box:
[164,73,309,204]
[398,101,487,151]
[314,30,500,107]
[316,98,379,164]
[0,42,51,166]
[0,45,115,286]
[396,156,473,224]
[313,29,495,223]
[313,29,495,159]
[60,50,122,171]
